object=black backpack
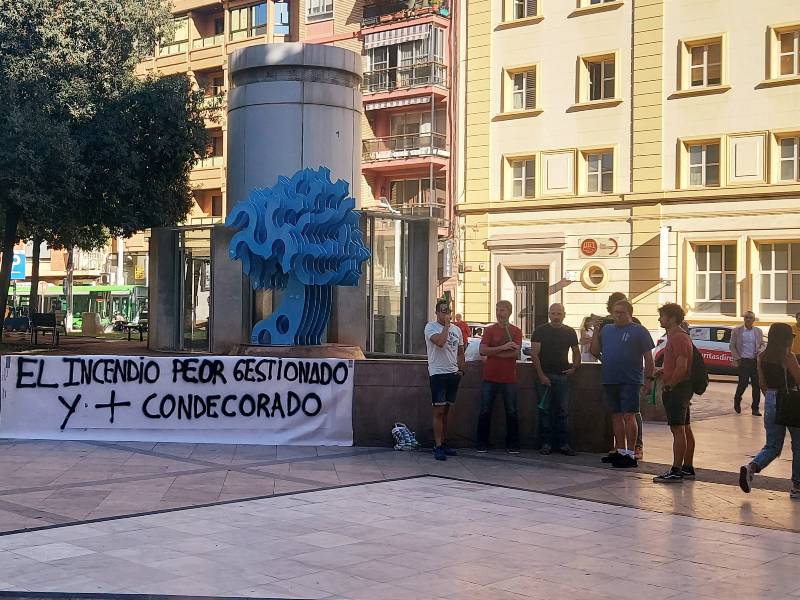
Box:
[690,343,709,395]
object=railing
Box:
[201,94,226,110]
[158,41,188,56]
[196,155,223,168]
[362,132,447,161]
[362,62,448,93]
[361,0,450,27]
[393,200,447,221]
[193,34,223,48]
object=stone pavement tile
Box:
[231,579,334,599]
[390,571,487,597]
[284,568,378,595]
[489,574,614,600]
[292,546,371,569]
[291,531,361,548]
[251,557,325,580]
[105,543,187,566]
[339,558,421,583]
[434,562,524,586]
[10,541,96,562]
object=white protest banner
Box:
[0,355,354,445]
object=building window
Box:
[307,0,334,21]
[211,196,223,217]
[230,2,268,41]
[694,243,736,314]
[586,151,613,193]
[274,1,290,35]
[503,67,537,113]
[779,30,800,76]
[759,242,800,316]
[159,16,189,55]
[510,158,535,199]
[689,42,722,87]
[512,0,536,19]
[588,58,614,100]
[688,143,720,187]
[577,53,618,104]
[779,136,800,181]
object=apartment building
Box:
[459,0,800,335]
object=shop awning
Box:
[363,24,430,49]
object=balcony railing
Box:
[197,155,223,168]
[158,40,188,56]
[201,94,226,110]
[363,132,447,161]
[361,0,450,27]
[362,62,447,93]
[393,200,446,221]
[193,33,223,48]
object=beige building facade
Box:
[459,0,800,336]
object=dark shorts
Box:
[662,380,693,426]
[604,384,641,414]
[430,372,461,406]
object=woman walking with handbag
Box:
[739,323,800,498]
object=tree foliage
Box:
[0,0,208,331]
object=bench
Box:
[30,313,60,346]
[123,322,147,341]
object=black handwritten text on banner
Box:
[0,356,354,445]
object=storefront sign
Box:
[579,237,618,258]
[0,355,354,445]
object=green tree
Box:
[0,0,206,336]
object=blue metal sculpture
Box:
[226,167,371,345]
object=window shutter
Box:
[526,0,537,17]
[524,70,536,109]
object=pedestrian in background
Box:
[739,323,800,499]
[730,311,764,415]
[425,299,466,461]
[476,300,522,454]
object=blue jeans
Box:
[476,382,519,449]
[536,373,571,448]
[752,390,800,484]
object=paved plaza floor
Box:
[0,381,799,599]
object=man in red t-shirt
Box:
[454,314,472,349]
[476,300,523,453]
[653,302,695,483]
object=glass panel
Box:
[689,166,702,186]
[371,219,404,354]
[252,3,267,34]
[725,273,736,299]
[780,32,794,53]
[709,274,722,300]
[603,74,614,98]
[781,159,796,181]
[601,172,613,192]
[761,274,771,300]
[781,54,795,76]
[724,244,736,271]
[760,244,772,270]
[524,176,535,198]
[696,274,706,298]
[793,273,800,301]
[512,180,522,198]
[589,62,601,101]
[775,273,788,301]
[587,173,598,193]
[706,143,719,163]
[513,162,523,178]
[689,145,702,165]
[180,229,211,352]
[588,154,599,173]
[601,152,613,170]
[695,245,707,270]
[780,138,795,158]
[707,62,721,85]
[690,66,704,87]
[691,45,704,66]
[709,245,722,270]
[792,243,800,268]
[705,165,719,186]
[775,243,789,270]
[274,2,289,34]
[707,43,721,64]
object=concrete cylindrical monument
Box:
[226,43,362,211]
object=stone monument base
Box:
[230,344,365,360]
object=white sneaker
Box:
[739,464,754,493]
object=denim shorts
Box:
[603,384,641,414]
[430,372,461,406]
[662,380,693,426]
